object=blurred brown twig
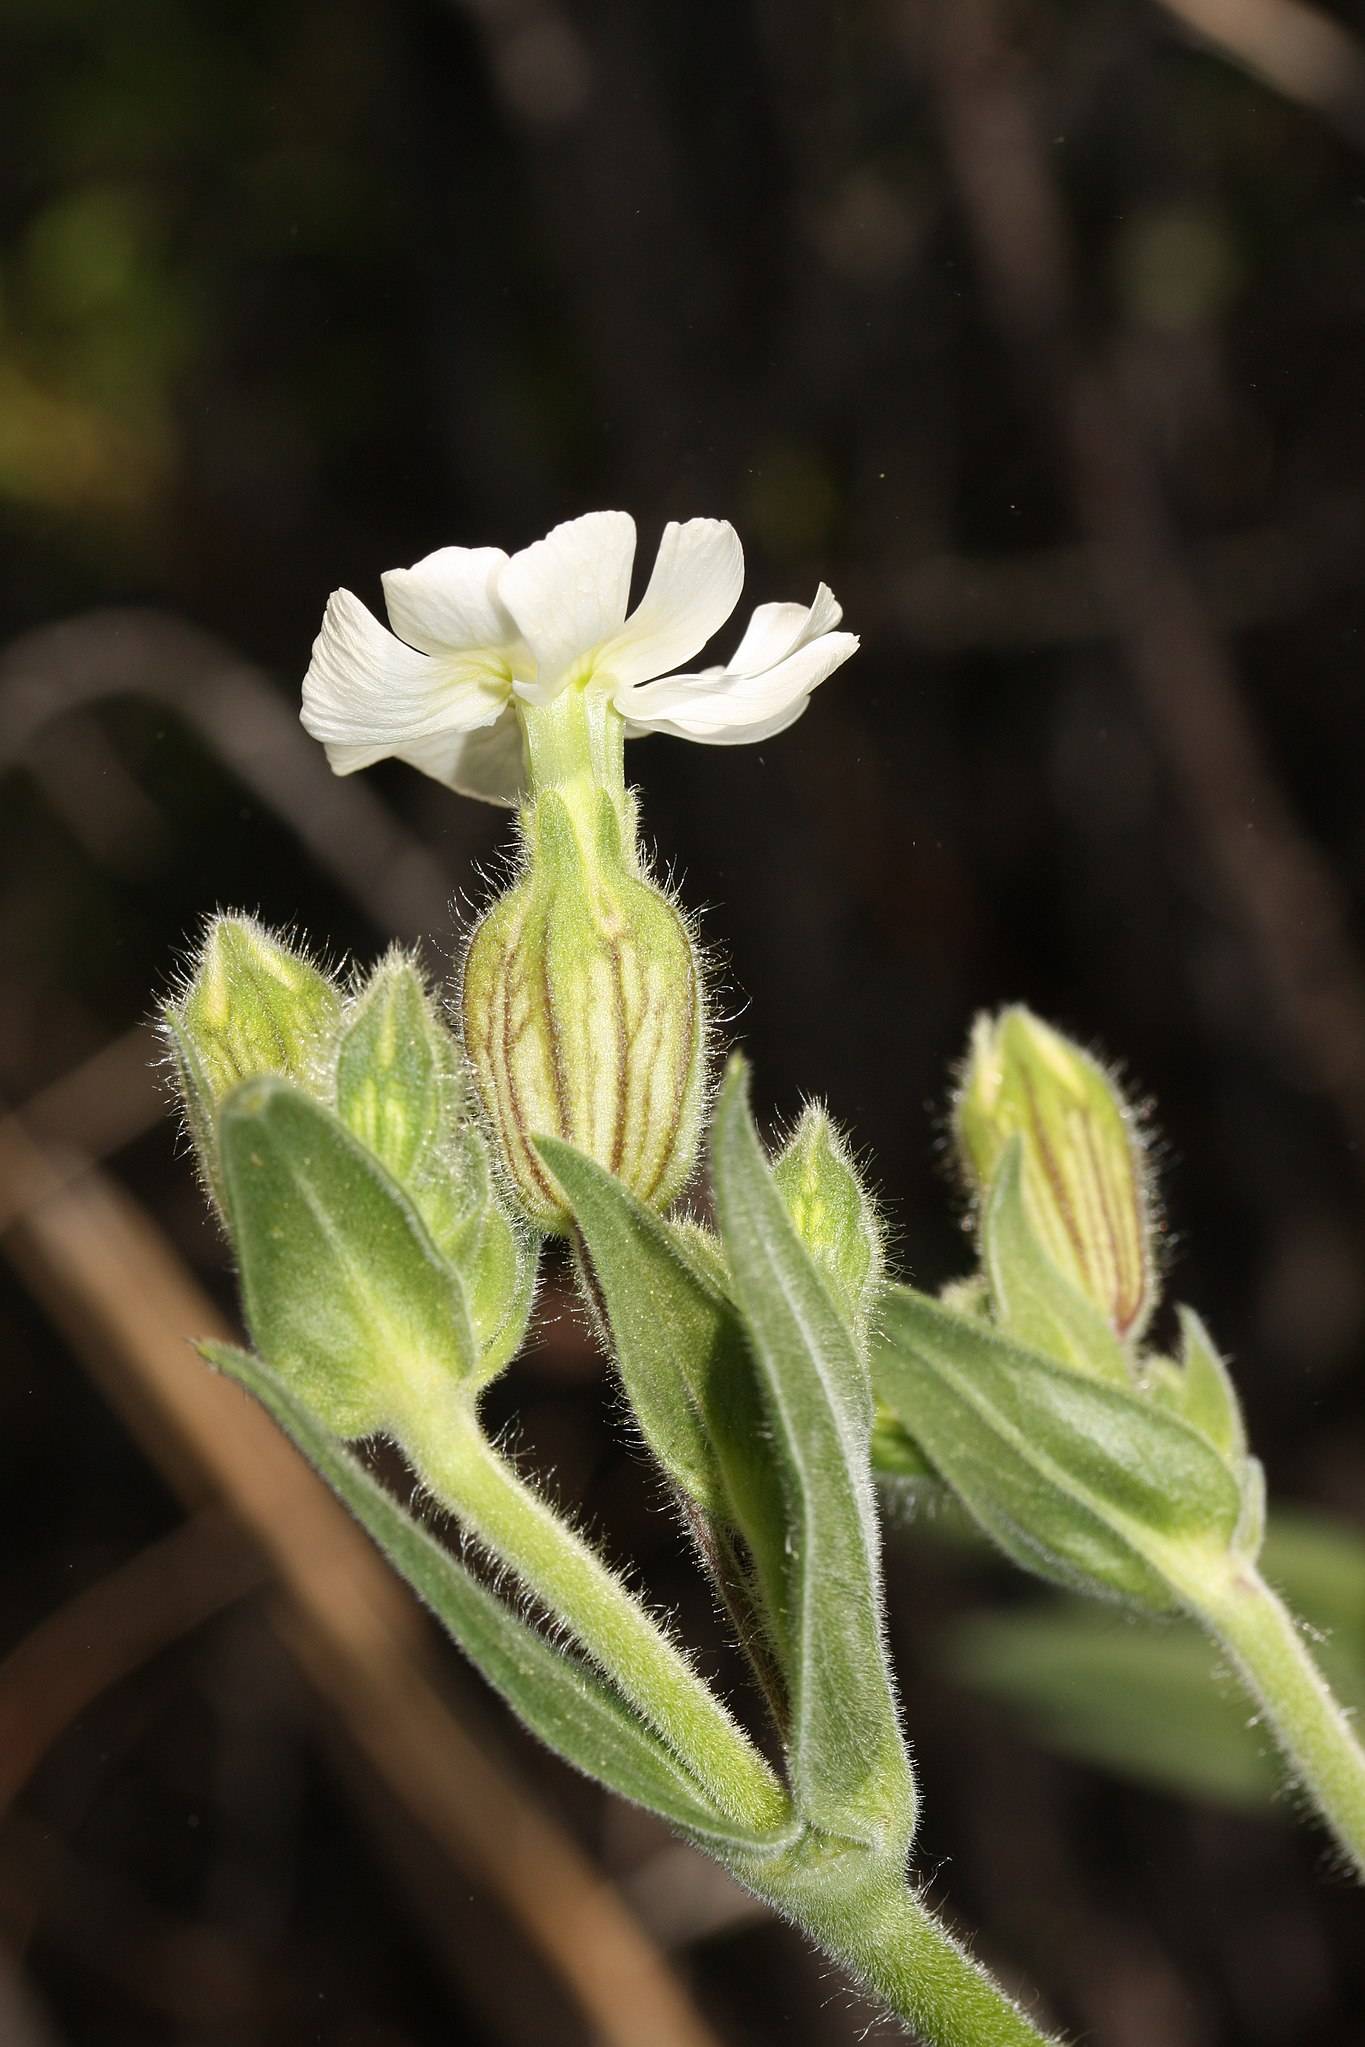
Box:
[0,1510,263,1818]
[918,0,1365,1171]
[0,611,456,942]
[1153,0,1365,152]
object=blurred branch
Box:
[0,1105,726,2047]
[885,492,1365,650]
[0,611,454,942]
[1153,0,1365,153]
[0,1512,263,1818]
[919,0,1365,1169]
[0,1031,167,1216]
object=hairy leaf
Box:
[711,1061,914,1849]
[219,1076,474,1435]
[875,1286,1244,1611]
[203,1341,765,1847]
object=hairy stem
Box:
[738,1852,1058,2046]
[1191,1558,1365,1879]
[397,1395,789,1836]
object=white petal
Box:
[627,695,814,747]
[624,630,859,742]
[381,546,514,657]
[727,582,843,675]
[498,510,636,698]
[598,518,743,693]
[301,588,509,757]
[394,707,527,806]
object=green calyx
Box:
[333,951,536,1383]
[870,1006,1264,1608]
[955,1006,1155,1345]
[162,912,342,1203]
[164,924,536,1431]
[773,1104,884,1346]
[462,690,706,1233]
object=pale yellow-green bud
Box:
[773,1105,883,1344]
[333,950,535,1383]
[163,913,342,1202]
[461,773,705,1234]
[954,1006,1154,1340]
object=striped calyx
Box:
[460,697,705,1232]
[954,1006,1154,1341]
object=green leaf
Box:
[711,1061,914,1848]
[982,1140,1133,1387]
[537,1136,729,1513]
[875,1286,1244,1611]
[202,1341,765,1848]
[944,1510,1365,1813]
[1172,1306,1247,1464]
[450,1181,538,1388]
[536,1137,790,1682]
[219,1076,475,1436]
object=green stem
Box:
[1190,1558,1365,1879]
[396,1394,789,1837]
[739,1854,1057,2046]
[518,687,629,815]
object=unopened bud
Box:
[335,950,471,1251]
[163,914,341,1200]
[955,1006,1154,1341]
[773,1105,883,1342]
[335,952,534,1383]
[461,785,705,1232]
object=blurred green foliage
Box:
[947,1510,1365,1811]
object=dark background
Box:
[2,0,1364,2041]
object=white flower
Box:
[300,510,858,805]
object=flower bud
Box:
[334,950,472,1250]
[162,914,341,1201]
[954,1006,1154,1341]
[773,1105,883,1343]
[334,951,534,1381]
[461,784,705,1233]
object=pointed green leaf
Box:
[875,1286,1244,1611]
[535,1136,790,1673]
[1173,1305,1247,1463]
[711,1062,913,1848]
[219,1076,475,1436]
[452,1186,538,1388]
[201,1341,768,1848]
[537,1136,728,1512]
[982,1140,1133,1387]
